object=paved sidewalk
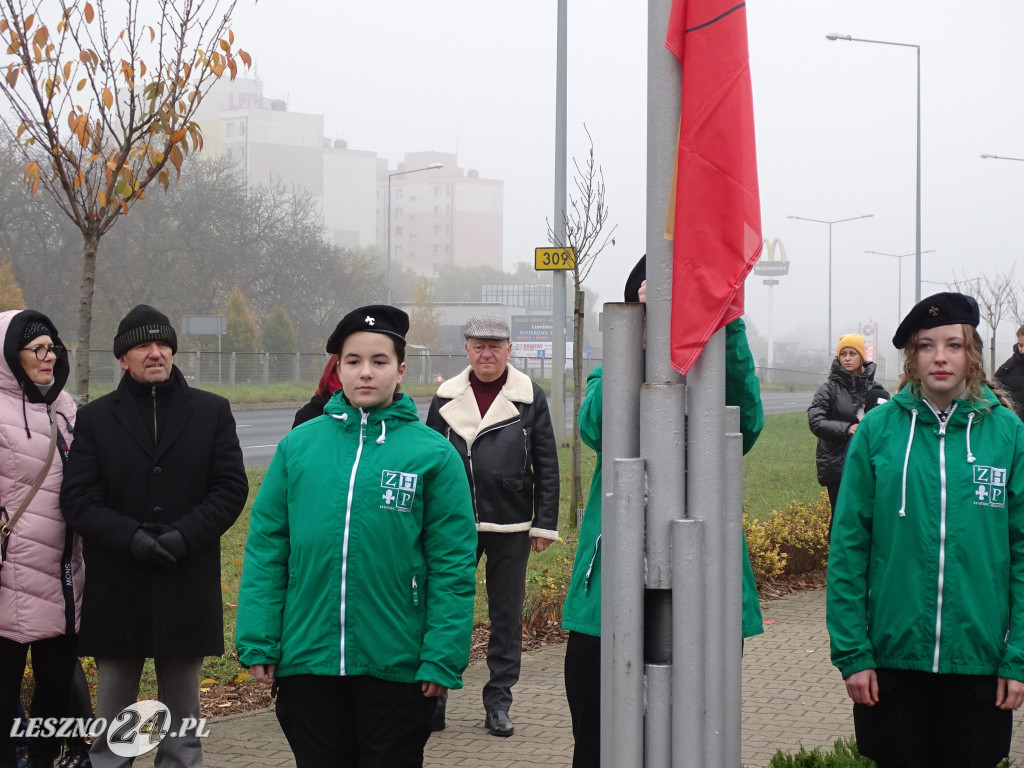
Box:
[137,588,1024,767]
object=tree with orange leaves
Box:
[0,0,254,397]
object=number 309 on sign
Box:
[534,247,576,270]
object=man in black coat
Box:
[994,325,1024,420]
[61,305,248,768]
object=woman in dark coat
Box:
[292,354,340,428]
[808,333,889,529]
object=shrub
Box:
[767,737,874,767]
[767,738,1013,768]
[744,492,830,585]
[522,534,577,633]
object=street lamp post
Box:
[828,33,922,302]
[788,213,873,349]
[386,162,443,304]
[865,249,935,323]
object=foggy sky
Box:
[227,0,1024,370]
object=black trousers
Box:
[853,668,1012,768]
[275,675,436,768]
[477,530,531,712]
[0,633,78,763]
[564,631,600,768]
[826,481,842,538]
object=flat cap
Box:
[892,292,980,349]
[463,313,510,340]
[326,304,409,354]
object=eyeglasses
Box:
[21,345,64,360]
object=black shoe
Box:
[485,710,514,737]
[431,697,446,732]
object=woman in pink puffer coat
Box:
[0,309,81,768]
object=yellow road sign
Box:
[534,247,576,270]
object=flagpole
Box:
[550,0,567,446]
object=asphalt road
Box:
[235,390,814,468]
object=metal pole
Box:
[685,330,727,767]
[915,45,922,303]
[387,173,392,304]
[646,0,683,762]
[550,0,567,446]
[671,517,705,768]
[828,222,833,349]
[601,302,644,768]
[722,407,744,768]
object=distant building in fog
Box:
[377,151,503,278]
[195,79,504,266]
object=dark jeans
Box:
[0,633,78,763]
[275,675,436,768]
[826,481,842,538]
[564,631,600,768]
[477,531,531,712]
[853,668,1012,768]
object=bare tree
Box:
[546,126,617,524]
[0,0,252,396]
[951,267,1018,375]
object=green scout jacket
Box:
[562,318,766,639]
[827,384,1024,682]
[235,392,477,689]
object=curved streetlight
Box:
[386,162,444,304]
[981,154,1024,162]
[788,213,874,348]
[865,249,935,322]
[828,33,922,303]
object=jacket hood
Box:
[323,390,419,445]
[0,309,70,406]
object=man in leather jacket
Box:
[426,313,559,738]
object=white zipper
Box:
[932,403,956,672]
[339,409,369,675]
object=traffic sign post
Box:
[534,247,576,270]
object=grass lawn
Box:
[743,411,824,522]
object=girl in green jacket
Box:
[236,305,477,768]
[827,292,1024,768]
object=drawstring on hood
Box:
[898,409,918,518]
[375,418,387,445]
[896,396,980,518]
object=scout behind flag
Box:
[664,0,762,375]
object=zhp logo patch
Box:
[973,465,1007,508]
[380,470,418,512]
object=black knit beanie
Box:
[20,320,51,346]
[112,304,178,358]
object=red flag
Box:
[665,0,762,374]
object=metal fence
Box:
[73,350,335,392]
[69,349,607,394]
[70,349,865,395]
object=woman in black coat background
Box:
[808,333,889,532]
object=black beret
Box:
[624,255,646,302]
[326,304,409,354]
[113,304,177,357]
[892,292,980,349]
